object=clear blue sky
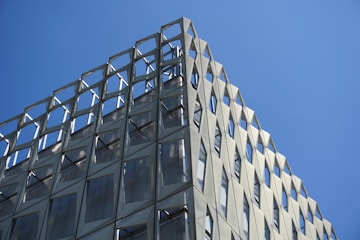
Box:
[1,1,359,238]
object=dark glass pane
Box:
[11,213,39,240]
[85,175,114,222]
[160,139,189,185]
[46,194,76,239]
[124,158,153,203]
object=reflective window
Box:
[205,208,213,240]
[282,186,288,211]
[191,66,199,89]
[292,221,298,240]
[220,169,228,217]
[234,149,241,182]
[223,90,230,106]
[228,115,235,138]
[254,173,260,207]
[240,112,247,129]
[118,224,147,240]
[209,91,217,114]
[197,141,206,190]
[129,112,154,146]
[95,129,121,163]
[0,183,17,217]
[274,159,281,178]
[25,166,53,201]
[264,163,270,187]
[214,124,221,156]
[246,140,252,163]
[124,157,153,203]
[161,95,186,128]
[85,175,114,222]
[159,207,189,240]
[273,198,280,232]
[46,194,76,239]
[162,64,183,89]
[265,220,270,240]
[193,98,202,131]
[291,183,297,200]
[243,195,250,240]
[300,211,306,235]
[60,147,87,182]
[132,79,155,104]
[160,139,190,185]
[11,213,39,240]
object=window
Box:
[124,157,153,203]
[0,183,17,217]
[246,140,252,163]
[60,147,87,182]
[197,141,206,190]
[209,91,217,114]
[191,66,199,89]
[214,124,221,156]
[193,98,202,131]
[264,163,270,187]
[240,112,247,129]
[85,175,114,222]
[11,213,40,240]
[291,183,297,200]
[300,211,305,235]
[274,159,280,178]
[206,66,213,82]
[273,198,280,232]
[220,169,228,217]
[95,130,121,163]
[160,139,189,185]
[243,195,250,240]
[292,221,298,240]
[161,64,183,89]
[234,149,241,182]
[205,208,213,240]
[282,186,288,211]
[159,207,189,240]
[228,115,235,138]
[257,139,264,153]
[161,95,186,128]
[323,231,329,240]
[129,111,154,146]
[264,220,270,240]
[46,194,77,239]
[223,90,230,106]
[254,173,260,207]
[307,206,313,224]
[25,166,53,201]
[118,224,147,240]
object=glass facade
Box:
[0,17,337,240]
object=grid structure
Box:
[0,17,337,240]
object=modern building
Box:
[0,17,337,240]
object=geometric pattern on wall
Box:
[0,17,337,240]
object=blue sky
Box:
[1,1,359,238]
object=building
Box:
[0,17,337,239]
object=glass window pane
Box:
[46,194,76,239]
[129,112,154,146]
[85,175,114,222]
[160,139,189,185]
[196,142,206,190]
[243,196,249,240]
[124,158,153,203]
[161,95,186,128]
[220,169,228,217]
[160,208,188,240]
[11,213,39,240]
